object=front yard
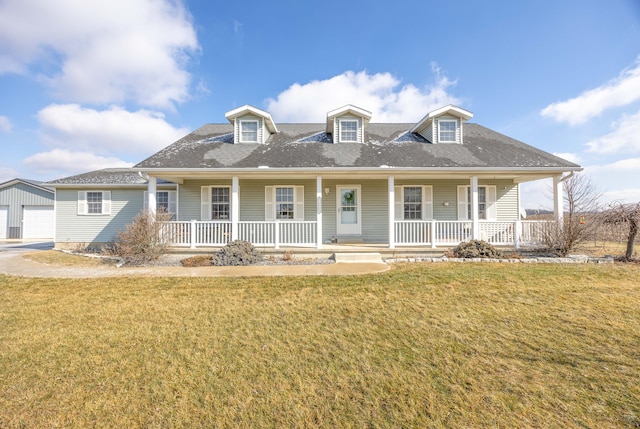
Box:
[1,263,639,428]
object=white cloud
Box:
[266,67,460,123]
[0,115,11,132]
[37,104,189,156]
[584,158,640,204]
[540,57,640,125]
[586,110,640,154]
[0,166,19,183]
[0,0,198,108]
[552,152,582,164]
[23,148,132,177]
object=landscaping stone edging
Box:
[385,256,615,264]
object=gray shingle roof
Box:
[135,123,579,170]
[46,168,175,185]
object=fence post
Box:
[190,220,197,249]
[274,221,280,249]
[514,219,522,249]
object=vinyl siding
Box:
[0,182,54,238]
[55,188,144,245]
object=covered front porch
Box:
[145,171,566,250]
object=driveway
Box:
[0,243,389,278]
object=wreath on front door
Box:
[343,191,355,203]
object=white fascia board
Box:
[0,178,55,193]
[224,104,278,133]
[410,105,474,134]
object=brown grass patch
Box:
[1,263,639,428]
[22,250,117,267]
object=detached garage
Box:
[0,179,55,240]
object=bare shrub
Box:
[282,250,295,262]
[453,240,503,259]
[111,210,174,265]
[543,174,602,256]
[603,201,640,260]
[211,240,263,266]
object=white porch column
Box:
[388,176,395,249]
[471,176,479,240]
[316,176,323,249]
[553,175,564,225]
[148,176,157,217]
[231,176,239,241]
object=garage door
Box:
[23,206,54,239]
[0,206,7,239]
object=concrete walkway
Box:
[0,243,389,278]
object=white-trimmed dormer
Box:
[225,105,278,144]
[410,105,473,144]
[326,104,372,144]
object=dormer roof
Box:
[326,104,372,133]
[410,105,473,135]
[224,105,278,134]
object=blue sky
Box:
[1,0,639,209]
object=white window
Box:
[394,186,433,220]
[457,185,497,220]
[240,120,258,143]
[339,119,358,142]
[438,120,457,142]
[201,186,232,220]
[144,191,177,216]
[265,186,304,221]
[77,191,111,215]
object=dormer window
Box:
[339,120,358,142]
[438,120,457,142]
[240,120,259,143]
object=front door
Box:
[336,185,361,235]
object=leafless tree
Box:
[602,201,640,259]
[543,173,602,256]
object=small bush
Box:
[452,240,504,259]
[111,210,174,265]
[181,255,213,267]
[211,240,263,266]
[282,250,295,262]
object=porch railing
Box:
[161,220,316,248]
[394,220,549,248]
[161,219,548,249]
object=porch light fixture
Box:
[325,188,330,195]
[443,201,450,206]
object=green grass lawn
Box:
[1,263,639,428]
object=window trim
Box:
[394,185,433,220]
[144,190,177,216]
[339,119,359,143]
[265,186,304,221]
[438,119,457,143]
[201,186,232,221]
[457,185,497,221]
[239,119,259,143]
[77,191,111,215]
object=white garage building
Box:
[0,179,55,240]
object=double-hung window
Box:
[240,120,259,143]
[438,120,457,142]
[78,191,111,215]
[457,185,497,220]
[211,187,230,219]
[394,186,433,220]
[144,190,177,217]
[339,119,358,142]
[201,186,231,220]
[265,186,304,221]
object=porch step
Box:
[331,252,385,264]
